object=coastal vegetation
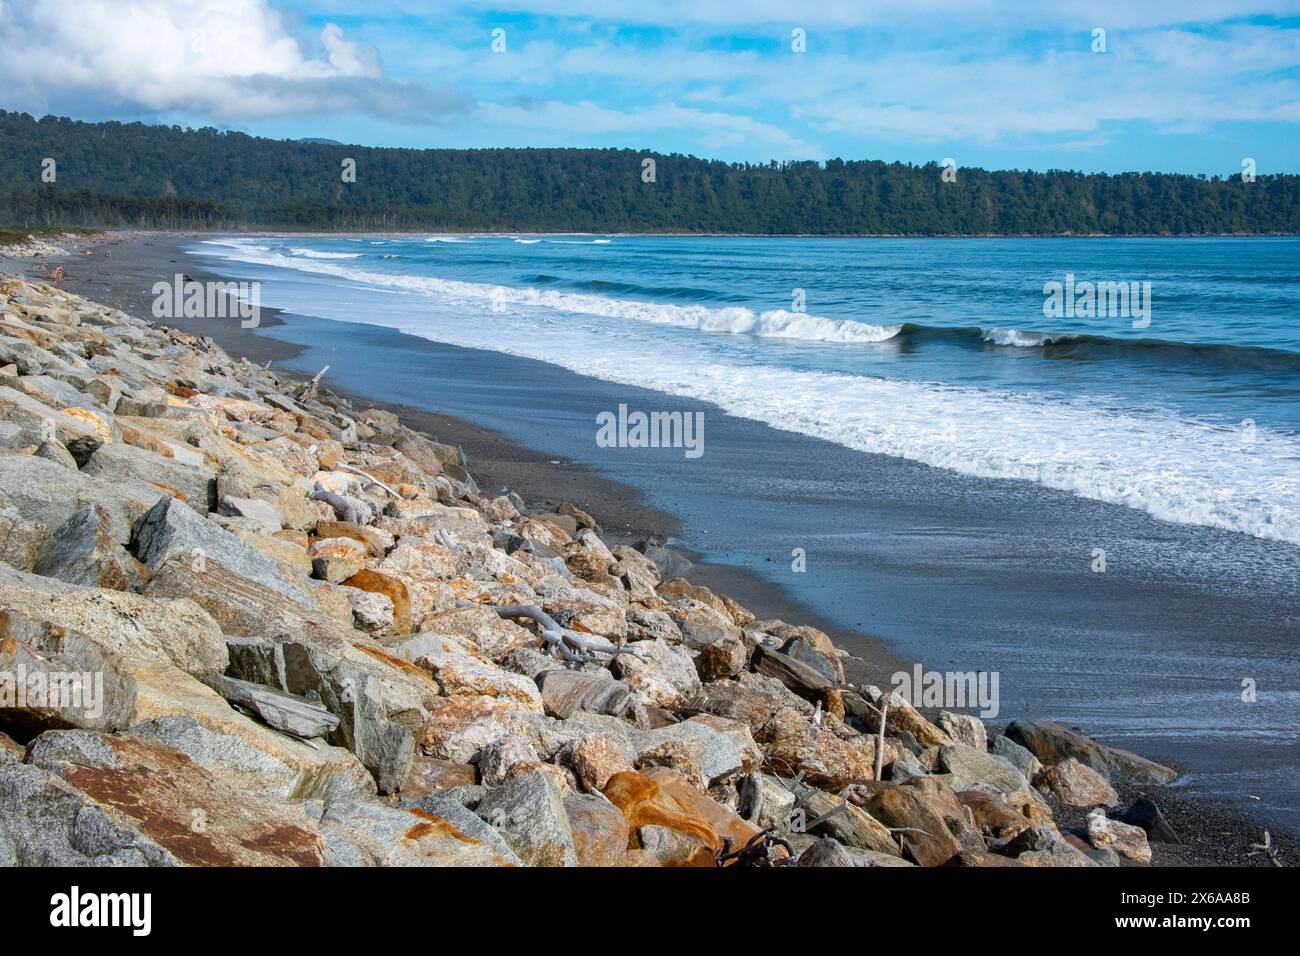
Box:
[1,111,1297,235]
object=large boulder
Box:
[0,630,136,733]
[938,744,1035,808]
[604,767,769,867]
[0,565,226,678]
[128,667,375,804]
[1006,720,1176,786]
[83,442,216,514]
[32,504,150,592]
[321,797,521,867]
[1035,757,1119,807]
[774,624,845,684]
[536,668,635,720]
[0,730,326,866]
[564,792,630,866]
[0,453,165,560]
[131,496,314,608]
[474,769,578,867]
[611,638,701,710]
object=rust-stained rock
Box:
[315,519,389,557]
[341,569,412,636]
[4,729,326,866]
[604,767,770,867]
[321,797,521,867]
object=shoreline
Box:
[15,232,906,683]
[7,229,1292,866]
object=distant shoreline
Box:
[12,227,1299,241]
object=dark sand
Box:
[15,230,1292,867]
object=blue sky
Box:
[2,0,1298,174]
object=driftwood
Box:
[309,481,359,524]
[297,364,330,402]
[478,602,645,664]
[1248,831,1283,867]
[715,828,795,867]
[339,463,400,499]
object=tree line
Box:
[1,110,1296,235]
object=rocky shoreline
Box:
[0,263,1280,867]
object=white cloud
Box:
[0,0,474,122]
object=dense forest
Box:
[1,110,1297,235]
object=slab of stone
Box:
[475,768,578,867]
[320,796,521,867]
[205,673,339,739]
[131,496,314,608]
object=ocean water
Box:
[195,234,1300,827]
[199,235,1300,546]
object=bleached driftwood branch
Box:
[297,364,330,402]
[339,463,400,499]
[477,602,645,664]
[310,481,359,524]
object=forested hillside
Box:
[1,111,1296,234]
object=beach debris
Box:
[296,364,329,402]
[1248,830,1283,867]
[485,602,645,663]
